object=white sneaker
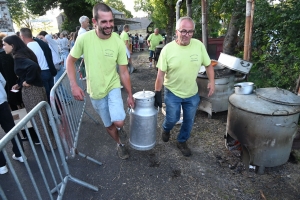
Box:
[12,154,25,163]
[0,165,8,174]
[149,63,152,68]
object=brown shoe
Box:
[117,144,129,160]
[177,141,192,157]
[161,129,170,142]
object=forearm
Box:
[119,66,133,97]
[206,65,215,84]
[66,55,78,87]
[155,70,165,91]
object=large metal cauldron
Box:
[226,88,300,174]
[197,63,246,117]
[129,91,158,151]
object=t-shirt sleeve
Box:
[117,42,128,66]
[70,36,83,59]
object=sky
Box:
[122,0,148,18]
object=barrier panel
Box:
[50,70,102,165]
[0,101,98,200]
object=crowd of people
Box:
[0,2,214,175]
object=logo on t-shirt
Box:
[104,49,114,57]
[190,54,199,62]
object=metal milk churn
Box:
[129,90,158,151]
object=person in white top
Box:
[76,16,90,80]
[20,28,54,102]
[58,32,69,68]
[139,34,144,51]
[37,31,64,83]
[78,15,90,35]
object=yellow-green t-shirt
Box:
[70,31,128,99]
[147,33,164,51]
[157,39,211,98]
[120,31,129,44]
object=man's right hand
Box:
[71,85,85,101]
[154,91,162,108]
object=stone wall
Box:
[0,0,14,33]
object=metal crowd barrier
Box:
[0,101,98,200]
[50,71,102,166]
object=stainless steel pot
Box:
[129,91,158,151]
[226,92,300,174]
[197,67,246,117]
[234,82,254,95]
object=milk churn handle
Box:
[127,107,132,114]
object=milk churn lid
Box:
[229,93,300,115]
[256,87,300,106]
[133,91,155,100]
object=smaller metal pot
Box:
[234,82,254,95]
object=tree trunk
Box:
[223,1,243,55]
[166,2,176,43]
[186,0,193,17]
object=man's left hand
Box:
[207,82,215,97]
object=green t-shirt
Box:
[70,31,128,99]
[147,33,164,51]
[120,31,129,44]
[157,39,211,98]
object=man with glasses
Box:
[153,17,215,157]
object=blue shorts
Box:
[90,88,126,127]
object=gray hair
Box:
[176,17,195,30]
[123,24,129,30]
[79,16,89,24]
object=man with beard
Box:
[66,2,135,160]
[154,17,215,157]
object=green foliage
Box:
[104,0,133,18]
[7,0,38,29]
[247,0,300,91]
[24,0,92,32]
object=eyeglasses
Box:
[177,29,195,36]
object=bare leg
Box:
[106,121,124,144]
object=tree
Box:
[247,0,300,90]
[134,0,176,43]
[7,0,38,29]
[26,0,93,32]
[104,0,133,18]
[25,0,133,32]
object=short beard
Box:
[98,26,113,36]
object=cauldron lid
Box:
[133,90,155,99]
[229,93,300,115]
[256,87,300,106]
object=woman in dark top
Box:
[3,35,56,151]
[0,33,23,110]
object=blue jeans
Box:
[162,88,200,143]
[41,69,54,103]
[54,65,65,83]
[149,50,154,59]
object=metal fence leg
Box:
[77,151,103,165]
[84,110,99,124]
